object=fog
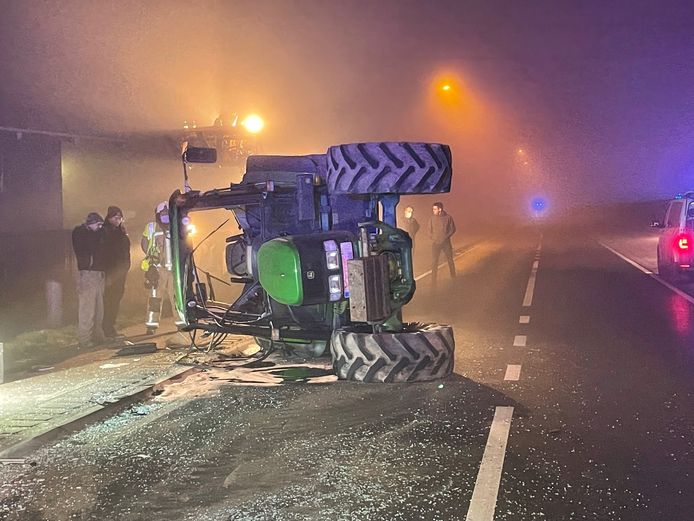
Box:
[3,0,693,226]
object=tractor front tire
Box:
[331,324,455,383]
[326,142,452,195]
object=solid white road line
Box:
[532,260,539,269]
[599,242,654,274]
[465,406,515,521]
[599,242,694,306]
[414,243,481,282]
[513,335,527,347]
[519,315,530,324]
[504,365,521,381]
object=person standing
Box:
[401,206,420,250]
[427,202,457,286]
[102,206,131,338]
[141,201,183,334]
[72,212,107,348]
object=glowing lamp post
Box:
[241,114,264,134]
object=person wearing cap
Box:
[72,212,107,348]
[141,201,183,333]
[102,206,131,338]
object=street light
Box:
[241,114,264,134]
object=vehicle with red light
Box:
[656,193,694,281]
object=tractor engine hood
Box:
[257,232,355,306]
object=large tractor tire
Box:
[326,142,452,195]
[331,324,455,383]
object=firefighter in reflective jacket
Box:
[141,201,185,333]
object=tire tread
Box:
[330,324,455,383]
[327,142,452,195]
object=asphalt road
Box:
[2,227,694,520]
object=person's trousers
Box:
[77,270,105,345]
[431,240,456,285]
[103,272,127,337]
[145,268,183,330]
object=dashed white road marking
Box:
[466,239,540,519]
[599,242,694,306]
[504,365,522,381]
[522,262,539,307]
[465,406,515,521]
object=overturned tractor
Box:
[169,142,455,382]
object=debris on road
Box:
[0,458,27,465]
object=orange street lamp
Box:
[241,114,264,134]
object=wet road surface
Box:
[2,227,694,520]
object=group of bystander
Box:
[400,202,457,287]
[71,207,130,348]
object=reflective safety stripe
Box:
[143,222,172,270]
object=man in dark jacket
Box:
[102,206,131,338]
[72,212,107,348]
[427,202,457,286]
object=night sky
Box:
[2,0,694,215]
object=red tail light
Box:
[675,234,692,252]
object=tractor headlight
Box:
[328,274,342,301]
[326,251,340,270]
[323,240,340,270]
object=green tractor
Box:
[169,142,455,382]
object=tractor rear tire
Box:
[326,142,452,195]
[330,324,455,383]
